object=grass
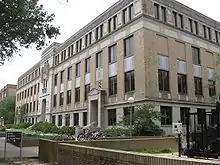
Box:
[136,148,177,154]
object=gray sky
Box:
[0,0,219,89]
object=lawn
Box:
[136,148,177,154]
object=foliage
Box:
[0,0,60,65]
[0,126,6,132]
[10,122,32,129]
[0,96,16,124]
[122,103,163,136]
[16,104,27,123]
[59,126,75,135]
[103,126,130,137]
[31,122,60,134]
[136,148,176,154]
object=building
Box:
[0,84,17,102]
[15,0,220,135]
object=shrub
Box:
[10,122,33,129]
[103,126,130,137]
[59,126,75,135]
[31,122,59,134]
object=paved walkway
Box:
[0,138,38,158]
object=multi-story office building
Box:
[0,84,17,102]
[15,0,220,135]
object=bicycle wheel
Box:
[77,133,86,141]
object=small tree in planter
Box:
[122,103,163,136]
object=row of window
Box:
[17,83,40,101]
[154,3,220,44]
[54,36,133,85]
[54,4,134,66]
[17,101,39,114]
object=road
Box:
[0,137,38,158]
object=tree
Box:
[122,103,163,136]
[0,0,60,65]
[16,104,27,123]
[0,96,16,124]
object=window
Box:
[161,6,166,22]
[109,76,117,96]
[122,8,128,24]
[76,41,79,52]
[109,44,117,63]
[76,62,81,77]
[209,80,216,97]
[60,92,64,106]
[189,18,193,33]
[68,47,71,57]
[173,11,177,27]
[33,101,36,111]
[128,4,134,21]
[34,85,36,95]
[211,109,218,125]
[113,15,117,30]
[108,18,112,33]
[29,102,32,112]
[124,36,133,57]
[53,95,57,107]
[52,116,56,125]
[154,3,159,20]
[58,115,62,126]
[194,77,203,96]
[79,39,82,51]
[180,108,190,125]
[38,83,40,93]
[192,47,200,65]
[96,27,99,40]
[89,32,92,45]
[197,109,205,124]
[60,70,64,83]
[83,112,87,126]
[96,51,102,68]
[178,74,187,94]
[178,14,183,29]
[160,106,172,125]
[65,114,70,126]
[85,34,88,47]
[125,70,135,93]
[203,25,207,39]
[215,31,219,43]
[67,66,72,81]
[30,87,33,96]
[85,84,90,101]
[67,90,71,105]
[158,70,169,91]
[108,109,116,126]
[194,21,198,35]
[73,113,79,126]
[85,57,91,73]
[207,27,211,40]
[123,107,134,125]
[100,24,103,38]
[75,87,80,102]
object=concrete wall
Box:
[39,137,177,163]
[57,143,218,165]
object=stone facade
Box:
[0,84,17,102]
[16,0,220,135]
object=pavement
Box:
[0,137,38,159]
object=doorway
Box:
[90,100,98,124]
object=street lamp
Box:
[128,97,134,138]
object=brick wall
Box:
[57,143,219,165]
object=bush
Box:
[59,126,75,135]
[103,126,130,137]
[31,122,59,134]
[10,122,33,129]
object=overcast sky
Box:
[0,0,219,89]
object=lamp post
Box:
[128,97,134,139]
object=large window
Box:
[154,3,160,20]
[76,62,81,77]
[65,114,70,126]
[123,107,134,125]
[85,57,91,73]
[53,95,57,107]
[109,76,117,96]
[96,51,102,68]
[73,113,79,126]
[67,90,71,105]
[60,70,64,83]
[180,107,190,125]
[124,36,133,57]
[52,116,56,125]
[158,70,169,92]
[109,44,117,63]
[194,77,203,96]
[108,109,116,126]
[197,109,205,124]
[85,84,90,101]
[58,115,62,126]
[160,106,172,125]
[178,74,187,94]
[192,47,200,65]
[67,66,72,81]
[75,87,80,102]
[161,6,166,22]
[125,70,135,93]
[209,80,216,97]
[59,92,64,106]
[83,112,87,126]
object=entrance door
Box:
[90,100,98,124]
